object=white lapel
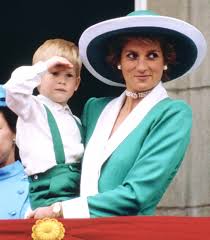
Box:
[80,93,125,197]
[104,82,168,162]
[80,82,168,197]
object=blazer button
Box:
[21,174,28,180]
[8,211,17,216]
[17,189,25,195]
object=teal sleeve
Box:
[87,102,192,217]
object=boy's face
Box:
[39,68,80,106]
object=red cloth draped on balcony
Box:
[0,216,210,240]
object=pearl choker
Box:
[125,89,151,99]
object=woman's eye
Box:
[127,52,138,60]
[148,52,159,59]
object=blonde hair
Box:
[32,38,82,77]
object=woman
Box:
[28,10,207,218]
[0,86,30,219]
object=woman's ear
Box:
[117,64,122,70]
[12,132,16,145]
[163,65,168,70]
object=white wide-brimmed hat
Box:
[79,10,207,87]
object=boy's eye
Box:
[51,72,59,76]
[66,73,74,78]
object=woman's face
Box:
[0,112,15,167]
[119,38,165,92]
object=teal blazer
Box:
[81,97,192,217]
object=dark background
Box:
[0,0,134,116]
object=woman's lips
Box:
[134,75,151,80]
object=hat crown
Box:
[0,85,6,107]
[127,10,159,17]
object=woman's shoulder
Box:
[85,96,114,106]
[157,97,192,114]
[82,97,114,124]
[145,98,192,126]
[83,96,114,113]
[144,98,192,134]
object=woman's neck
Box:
[123,97,142,113]
[109,97,141,138]
[0,150,15,168]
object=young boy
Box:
[3,39,84,211]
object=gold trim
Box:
[32,218,65,240]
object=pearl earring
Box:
[12,138,16,144]
[163,65,168,70]
[117,64,121,70]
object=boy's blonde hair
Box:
[32,38,82,77]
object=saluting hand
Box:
[45,56,73,73]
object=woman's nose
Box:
[136,59,148,71]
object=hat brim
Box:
[79,15,207,87]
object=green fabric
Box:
[29,163,81,209]
[127,10,159,17]
[81,97,192,217]
[44,105,65,165]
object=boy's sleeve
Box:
[3,62,47,119]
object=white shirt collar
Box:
[37,94,72,113]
